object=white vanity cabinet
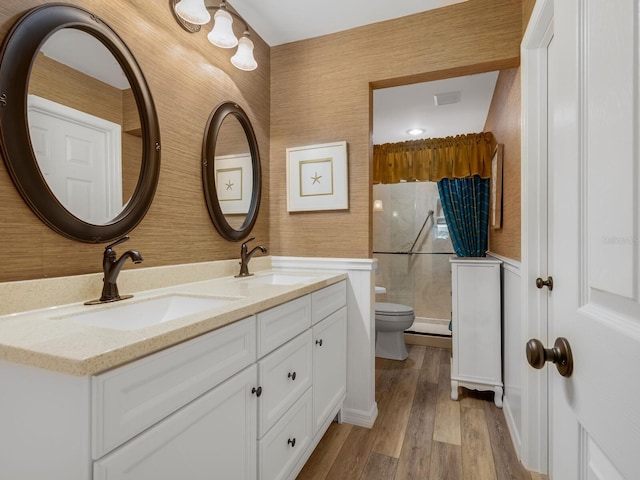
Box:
[0,279,347,480]
[449,257,503,407]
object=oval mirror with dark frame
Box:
[0,4,161,243]
[203,102,261,242]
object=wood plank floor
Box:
[297,344,547,480]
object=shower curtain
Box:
[437,176,490,257]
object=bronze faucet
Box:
[85,236,143,305]
[235,237,267,277]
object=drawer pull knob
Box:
[316,339,323,346]
[288,371,297,381]
[251,386,262,397]
[288,437,296,447]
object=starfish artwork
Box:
[311,172,322,184]
[225,180,234,190]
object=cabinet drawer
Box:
[259,388,313,480]
[311,281,346,325]
[92,316,256,458]
[257,295,311,357]
[258,330,312,438]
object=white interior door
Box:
[545,1,640,478]
[27,95,122,224]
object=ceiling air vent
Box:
[434,91,461,106]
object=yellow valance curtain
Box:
[373,132,495,184]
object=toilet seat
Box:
[375,302,413,315]
[375,302,415,324]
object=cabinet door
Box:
[312,307,347,434]
[451,262,501,385]
[94,365,258,480]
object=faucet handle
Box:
[105,236,130,251]
[241,237,255,248]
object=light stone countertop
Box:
[0,269,347,376]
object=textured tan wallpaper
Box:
[485,68,522,260]
[0,0,270,282]
[269,0,522,259]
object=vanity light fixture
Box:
[171,0,258,71]
[407,128,425,136]
[373,199,384,212]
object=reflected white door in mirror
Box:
[28,95,123,225]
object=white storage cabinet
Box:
[449,257,503,407]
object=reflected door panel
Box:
[28,95,122,225]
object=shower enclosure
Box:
[373,181,454,335]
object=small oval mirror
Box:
[203,102,261,241]
[0,4,160,243]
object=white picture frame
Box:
[215,153,252,214]
[286,141,348,212]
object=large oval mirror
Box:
[0,4,160,243]
[203,102,261,241]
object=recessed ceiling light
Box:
[407,128,425,136]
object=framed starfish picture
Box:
[214,153,252,214]
[286,141,348,212]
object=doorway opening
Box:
[371,71,499,337]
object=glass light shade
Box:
[207,9,237,48]
[373,200,384,212]
[231,36,257,71]
[174,0,211,25]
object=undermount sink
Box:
[61,294,242,331]
[245,273,317,286]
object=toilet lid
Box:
[375,302,414,315]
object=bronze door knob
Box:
[526,337,573,377]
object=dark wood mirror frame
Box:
[0,3,161,243]
[203,102,261,242]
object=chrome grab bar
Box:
[407,210,434,254]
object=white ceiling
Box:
[40,29,129,90]
[372,71,499,144]
[230,0,468,47]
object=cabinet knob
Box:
[288,371,297,381]
[315,339,323,346]
[251,386,262,397]
[287,437,296,447]
[535,276,553,291]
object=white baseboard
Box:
[341,402,379,429]
[503,396,522,460]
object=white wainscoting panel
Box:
[490,253,523,459]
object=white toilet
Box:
[375,302,415,360]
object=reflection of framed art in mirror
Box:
[215,153,252,215]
